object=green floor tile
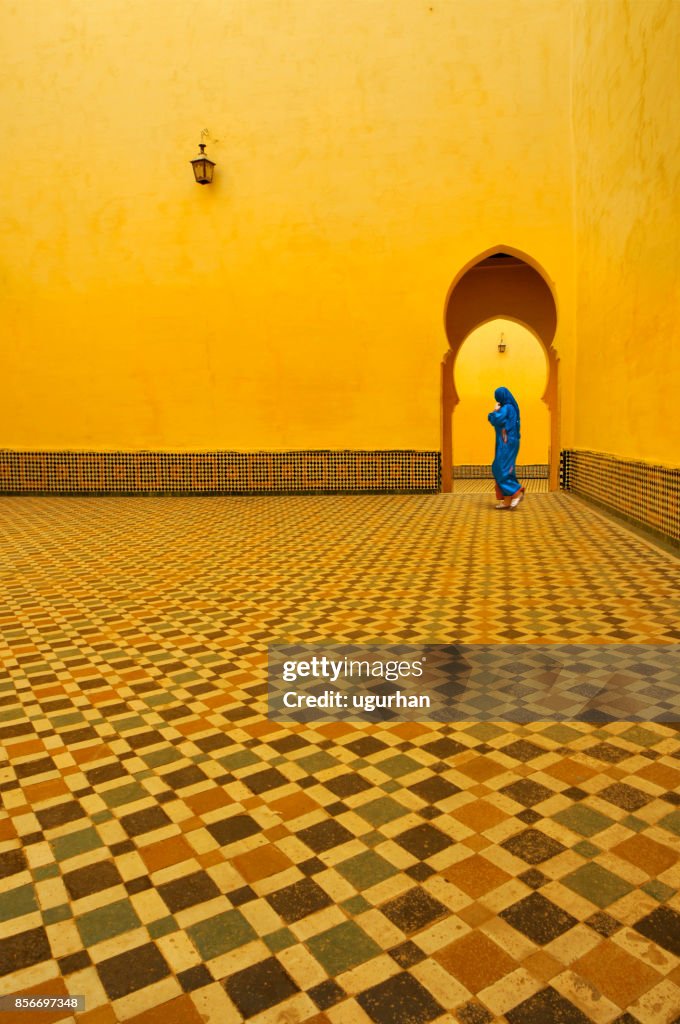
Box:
[43,904,72,925]
[355,796,408,827]
[341,895,372,914]
[51,826,104,862]
[658,810,680,836]
[308,921,381,975]
[91,810,113,824]
[336,850,398,890]
[641,880,676,902]
[187,910,257,960]
[148,915,179,939]
[619,725,663,748]
[297,752,338,774]
[381,780,401,793]
[115,716,149,733]
[465,723,504,740]
[264,927,298,953]
[143,747,183,767]
[572,840,600,859]
[562,863,633,908]
[0,884,38,922]
[553,805,614,837]
[76,899,142,946]
[377,755,421,779]
[622,814,648,833]
[99,782,149,808]
[52,712,86,727]
[540,724,582,744]
[145,692,176,706]
[33,864,60,881]
[219,750,260,770]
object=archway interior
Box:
[454,318,549,466]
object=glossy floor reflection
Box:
[0,493,678,1024]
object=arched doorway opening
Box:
[441,247,559,491]
[454,318,550,470]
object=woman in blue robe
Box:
[488,387,525,509]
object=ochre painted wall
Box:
[454,320,549,465]
[571,0,680,465]
[0,0,575,452]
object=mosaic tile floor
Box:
[0,493,679,1024]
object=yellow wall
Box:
[571,0,680,465]
[0,0,575,452]
[454,320,549,464]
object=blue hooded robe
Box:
[488,387,523,497]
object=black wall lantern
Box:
[498,332,507,353]
[191,130,215,185]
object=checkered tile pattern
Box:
[0,493,679,1024]
[561,449,680,546]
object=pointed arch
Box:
[441,246,559,491]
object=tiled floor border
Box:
[455,464,548,479]
[560,448,680,547]
[0,450,441,494]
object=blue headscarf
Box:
[494,387,520,428]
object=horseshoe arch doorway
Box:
[441,247,559,492]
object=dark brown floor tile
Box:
[224,957,299,1017]
[162,765,208,790]
[308,980,345,1010]
[499,892,578,945]
[243,767,289,794]
[357,972,443,1024]
[97,943,170,1000]
[505,986,593,1024]
[393,823,453,859]
[501,829,566,865]
[597,782,652,811]
[36,800,85,830]
[63,860,123,900]
[324,773,372,798]
[500,779,554,807]
[518,868,550,889]
[388,941,427,968]
[298,819,354,853]
[422,738,466,759]
[0,926,51,975]
[120,806,172,837]
[14,756,57,779]
[409,777,461,804]
[633,905,680,956]
[456,1000,494,1024]
[195,733,235,753]
[269,734,309,754]
[125,730,165,750]
[586,743,630,764]
[228,885,257,906]
[585,911,621,937]
[58,950,91,974]
[501,740,547,763]
[207,814,260,846]
[380,887,448,933]
[177,964,213,993]
[267,877,333,923]
[345,737,388,757]
[0,848,27,878]
[157,870,220,913]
